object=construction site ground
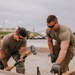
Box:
[0,40,75,75]
[7,47,75,75]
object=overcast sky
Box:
[0,0,75,32]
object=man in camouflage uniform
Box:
[0,27,27,74]
[46,15,75,74]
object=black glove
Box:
[50,54,56,63]
[50,63,60,74]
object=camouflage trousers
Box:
[0,52,25,74]
[53,44,74,73]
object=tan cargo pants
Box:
[12,52,25,74]
[53,43,74,73]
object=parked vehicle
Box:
[33,35,44,39]
[26,31,34,39]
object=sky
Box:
[0,0,75,32]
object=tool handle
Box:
[9,51,32,70]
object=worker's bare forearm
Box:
[21,51,26,57]
[20,47,26,57]
[56,40,70,64]
[1,58,8,68]
[56,49,67,64]
[48,38,53,54]
[0,49,8,68]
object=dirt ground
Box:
[6,47,75,75]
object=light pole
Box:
[33,26,35,32]
[3,21,6,28]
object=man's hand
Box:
[20,56,25,62]
[50,54,56,63]
[50,63,60,74]
[5,66,11,71]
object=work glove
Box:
[50,54,56,63]
[50,63,60,74]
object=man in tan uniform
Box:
[46,15,75,74]
[0,27,27,74]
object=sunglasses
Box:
[18,35,24,40]
[48,22,57,28]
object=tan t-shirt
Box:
[46,25,75,46]
[1,33,26,53]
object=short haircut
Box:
[47,15,57,23]
[16,27,27,37]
